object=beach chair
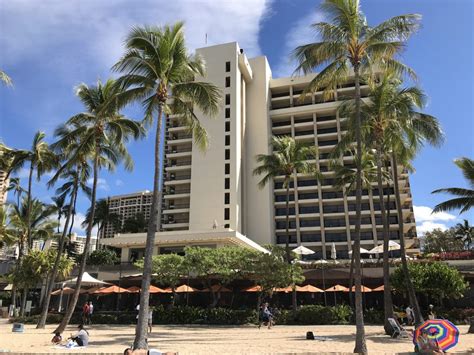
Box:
[388,317,410,338]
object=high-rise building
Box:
[102,42,417,261]
[0,170,9,205]
[101,191,153,239]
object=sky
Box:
[0,0,473,236]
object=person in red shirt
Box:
[82,302,90,325]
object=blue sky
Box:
[0,0,472,235]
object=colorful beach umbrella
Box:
[414,319,459,351]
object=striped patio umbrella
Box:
[414,319,460,351]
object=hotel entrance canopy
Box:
[100,228,269,254]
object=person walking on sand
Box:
[82,302,90,325]
[148,308,153,333]
[88,301,94,324]
[406,305,414,325]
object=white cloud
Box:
[414,205,457,235]
[413,205,456,222]
[59,212,98,237]
[416,221,449,234]
[0,0,271,69]
[274,10,324,77]
[115,179,124,187]
[13,167,30,179]
[87,178,109,191]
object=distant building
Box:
[42,233,97,255]
[101,191,153,239]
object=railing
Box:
[165,203,190,209]
[167,160,192,167]
[168,175,191,181]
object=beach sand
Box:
[0,320,472,354]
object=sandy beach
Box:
[0,320,472,354]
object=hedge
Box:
[10,305,351,325]
[10,306,472,326]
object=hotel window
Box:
[225,108,230,118]
[225,77,230,87]
[224,208,230,220]
[225,135,230,146]
[225,149,230,160]
[224,223,230,228]
[225,94,230,105]
[224,193,230,204]
[225,121,230,132]
[225,163,230,174]
[225,178,230,189]
[225,61,231,72]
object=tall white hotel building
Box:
[102,42,417,262]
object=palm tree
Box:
[8,197,58,314]
[52,79,142,333]
[292,1,420,351]
[82,198,120,249]
[0,205,16,248]
[0,70,12,86]
[432,157,474,214]
[0,144,29,199]
[23,132,58,250]
[37,162,91,328]
[51,195,66,234]
[7,178,25,207]
[253,136,319,312]
[112,22,220,349]
[453,219,473,251]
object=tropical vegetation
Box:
[432,157,474,214]
[112,22,221,349]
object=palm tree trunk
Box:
[285,179,291,263]
[68,190,78,239]
[26,162,34,250]
[348,250,354,308]
[134,105,163,349]
[353,64,367,354]
[375,148,394,335]
[391,153,423,327]
[54,151,100,334]
[37,178,78,328]
[20,288,28,316]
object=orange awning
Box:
[200,285,232,293]
[127,286,141,293]
[150,285,170,293]
[372,285,384,292]
[242,285,262,292]
[325,284,350,292]
[51,287,75,295]
[346,285,372,293]
[80,286,103,294]
[174,284,198,293]
[274,286,292,293]
[93,285,130,294]
[296,285,324,293]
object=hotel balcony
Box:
[164,159,192,172]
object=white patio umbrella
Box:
[292,246,315,255]
[63,272,109,286]
[369,241,400,254]
[348,247,371,254]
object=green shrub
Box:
[293,305,353,325]
[364,308,384,324]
